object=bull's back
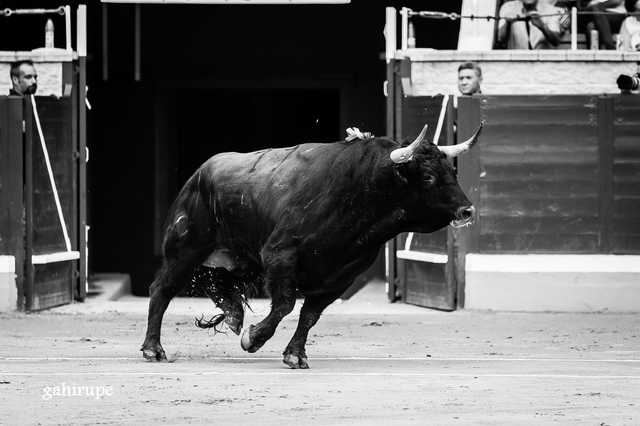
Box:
[202,143,342,204]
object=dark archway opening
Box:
[176,88,340,185]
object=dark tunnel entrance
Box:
[175,88,340,185]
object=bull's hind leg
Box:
[282,291,340,369]
[282,250,380,368]
[240,250,297,353]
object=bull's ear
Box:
[438,121,484,159]
[390,124,428,163]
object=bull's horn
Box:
[390,124,428,164]
[438,121,484,158]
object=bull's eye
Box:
[424,174,436,186]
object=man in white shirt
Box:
[619,0,640,50]
[586,0,627,49]
[497,0,571,49]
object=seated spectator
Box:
[585,0,627,49]
[497,0,571,49]
[619,0,640,50]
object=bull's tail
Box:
[194,313,227,333]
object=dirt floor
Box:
[1,282,639,425]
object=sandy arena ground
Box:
[0,282,639,425]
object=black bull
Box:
[142,123,483,369]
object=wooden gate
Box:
[25,96,79,310]
[394,95,459,310]
[0,93,86,311]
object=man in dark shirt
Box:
[9,60,38,96]
[458,62,483,96]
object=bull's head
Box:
[389,122,483,232]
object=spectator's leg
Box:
[586,22,596,48]
[588,4,616,49]
[610,13,627,48]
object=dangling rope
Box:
[30,94,72,252]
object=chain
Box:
[1,7,65,17]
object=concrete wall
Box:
[465,255,640,312]
[0,256,16,311]
[399,50,640,95]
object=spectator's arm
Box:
[496,5,513,45]
[528,12,562,46]
[588,0,625,7]
[497,17,509,44]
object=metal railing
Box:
[386,6,640,54]
[0,6,73,52]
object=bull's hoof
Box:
[225,314,243,336]
[283,353,309,369]
[240,325,259,353]
[141,343,167,362]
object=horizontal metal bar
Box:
[32,251,80,265]
[396,250,448,264]
[1,7,65,17]
[466,254,640,273]
[101,0,350,3]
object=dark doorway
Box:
[175,88,340,185]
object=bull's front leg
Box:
[240,249,297,353]
[282,292,340,369]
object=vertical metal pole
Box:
[134,4,141,82]
[385,7,398,302]
[385,7,396,64]
[65,5,72,51]
[571,7,577,50]
[400,7,409,51]
[77,4,88,300]
[23,99,34,311]
[102,3,108,81]
[597,96,614,253]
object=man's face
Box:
[12,64,38,95]
[458,69,482,96]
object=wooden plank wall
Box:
[457,94,640,255]
[475,96,601,253]
[0,98,23,256]
[0,98,25,309]
[612,96,640,253]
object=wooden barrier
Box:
[392,94,640,310]
[458,95,640,255]
[0,91,85,311]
